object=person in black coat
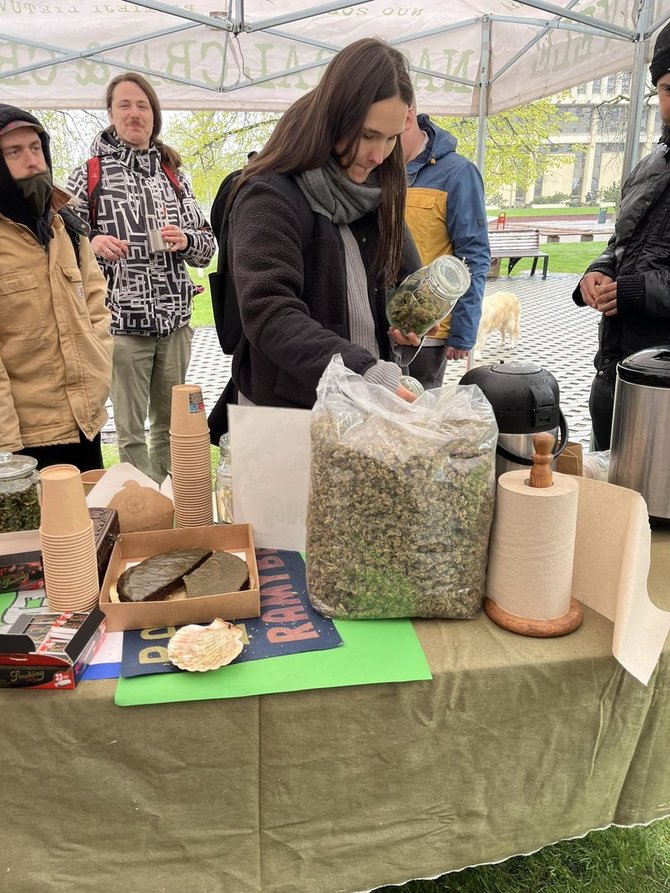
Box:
[225,38,423,411]
[573,22,670,449]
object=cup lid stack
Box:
[170,384,214,528]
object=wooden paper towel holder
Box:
[484,432,583,638]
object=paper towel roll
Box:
[487,470,579,621]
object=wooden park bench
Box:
[488,229,549,279]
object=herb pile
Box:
[386,268,456,337]
[0,476,40,533]
[306,387,497,619]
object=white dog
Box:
[474,291,521,359]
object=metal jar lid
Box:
[426,255,471,301]
[0,452,38,480]
[617,346,670,387]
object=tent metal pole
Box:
[475,18,491,175]
[621,0,655,181]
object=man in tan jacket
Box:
[0,104,113,470]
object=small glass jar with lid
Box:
[0,452,41,533]
[215,434,233,524]
[398,375,425,398]
[386,254,471,338]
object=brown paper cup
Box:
[80,468,106,495]
[39,465,91,535]
[170,384,208,436]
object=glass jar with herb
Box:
[386,254,471,337]
[215,434,233,524]
[0,452,41,533]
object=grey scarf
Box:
[296,156,381,223]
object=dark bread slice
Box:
[117,548,212,603]
[183,551,249,599]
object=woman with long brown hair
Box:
[225,38,422,411]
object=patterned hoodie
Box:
[67,129,215,337]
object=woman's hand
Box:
[161,225,188,252]
[396,383,417,402]
[91,234,129,263]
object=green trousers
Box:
[110,326,193,483]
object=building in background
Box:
[503,71,662,207]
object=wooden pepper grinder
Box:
[483,432,583,637]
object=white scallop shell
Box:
[167,617,244,672]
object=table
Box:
[3,529,669,893]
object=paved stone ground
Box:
[103,272,598,449]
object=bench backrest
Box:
[488,229,541,252]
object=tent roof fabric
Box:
[1,0,668,114]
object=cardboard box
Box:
[0,507,119,588]
[556,441,584,477]
[0,608,106,690]
[99,524,260,632]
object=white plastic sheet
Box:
[0,0,664,114]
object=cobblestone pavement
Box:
[103,272,598,449]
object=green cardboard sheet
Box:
[114,617,432,706]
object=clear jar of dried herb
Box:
[386,254,471,337]
[215,434,233,524]
[0,452,41,533]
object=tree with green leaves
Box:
[433,97,575,203]
[32,109,107,186]
[163,110,280,206]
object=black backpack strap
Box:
[58,205,91,268]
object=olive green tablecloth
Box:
[3,531,669,893]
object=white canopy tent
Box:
[2,0,670,175]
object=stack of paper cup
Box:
[170,384,214,528]
[39,465,99,612]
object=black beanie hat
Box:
[650,22,670,86]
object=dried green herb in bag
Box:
[306,357,497,619]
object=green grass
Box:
[189,258,217,328]
[498,206,611,218]
[102,442,220,477]
[500,241,605,277]
[372,821,670,893]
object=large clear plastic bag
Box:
[582,449,610,482]
[306,356,498,619]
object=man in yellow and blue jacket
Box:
[402,106,490,387]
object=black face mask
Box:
[14,170,52,217]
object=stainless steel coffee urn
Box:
[609,347,670,519]
[459,362,569,477]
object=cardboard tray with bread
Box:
[99,524,260,632]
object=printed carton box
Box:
[0,608,106,690]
